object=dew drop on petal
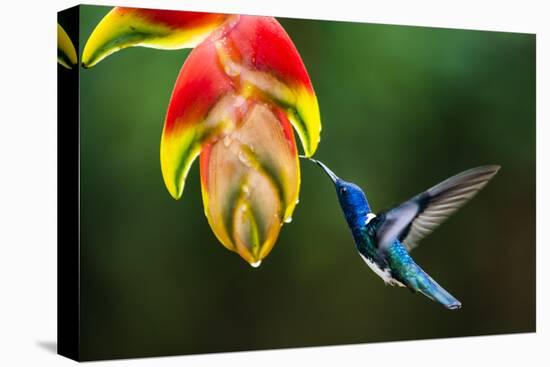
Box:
[233,95,246,108]
[223,135,232,147]
[250,260,262,268]
[238,150,252,167]
[284,216,293,223]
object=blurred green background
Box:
[72,5,535,360]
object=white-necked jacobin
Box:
[310,159,500,310]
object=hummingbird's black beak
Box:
[309,158,339,183]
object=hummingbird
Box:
[309,159,500,310]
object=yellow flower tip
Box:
[288,86,322,158]
[165,181,183,200]
[161,160,186,200]
[81,8,138,68]
[160,156,181,200]
[161,129,203,201]
[82,7,230,68]
[59,60,72,70]
[57,23,77,69]
[80,60,92,69]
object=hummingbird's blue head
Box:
[311,159,371,226]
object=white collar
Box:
[365,213,377,224]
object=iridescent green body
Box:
[354,216,456,307]
[357,216,418,284]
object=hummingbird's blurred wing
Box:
[376,165,500,252]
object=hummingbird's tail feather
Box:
[406,270,462,310]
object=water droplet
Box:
[250,260,262,268]
[284,216,293,223]
[223,135,232,147]
[242,184,250,196]
[225,64,240,77]
[295,198,300,204]
[238,150,252,166]
[233,95,246,108]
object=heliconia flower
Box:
[58,23,77,69]
[82,8,321,266]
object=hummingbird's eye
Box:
[340,187,347,195]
